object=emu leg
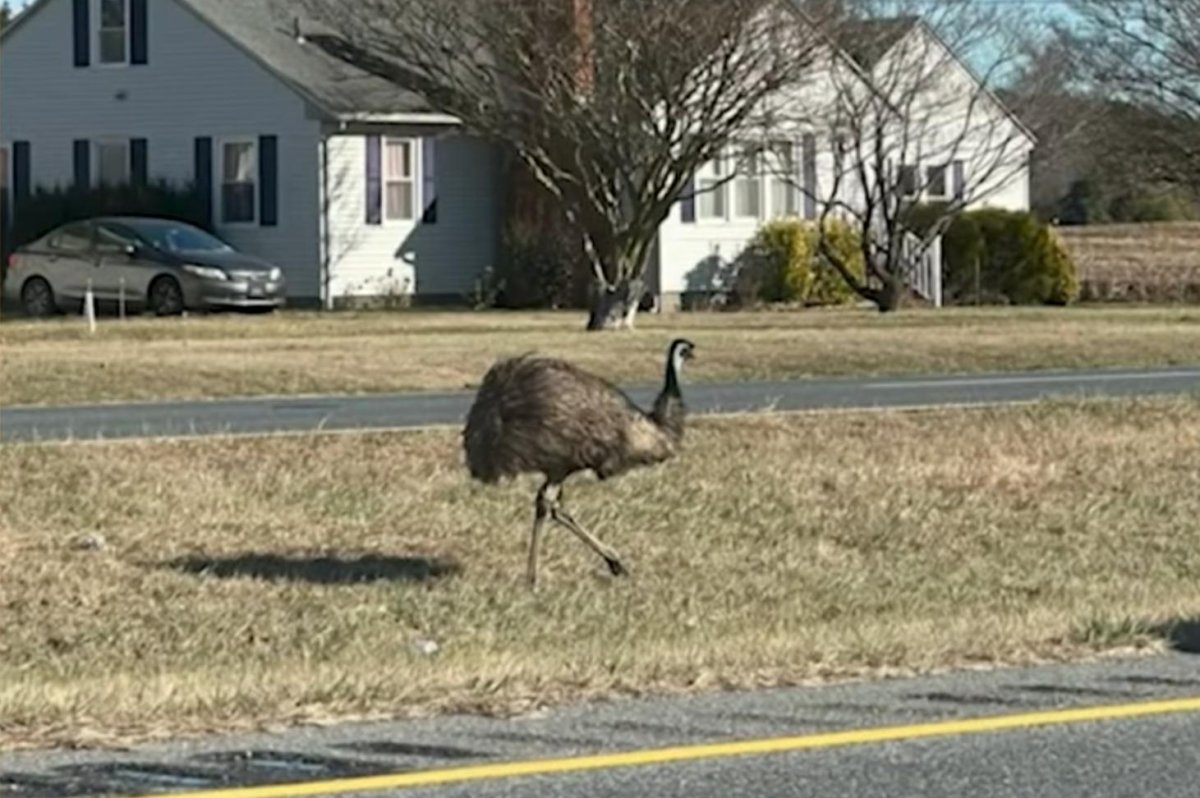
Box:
[528,481,556,589]
[549,499,627,577]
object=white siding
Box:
[324,133,502,302]
[655,28,1034,297]
[0,0,324,300]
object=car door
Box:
[41,221,97,301]
[94,222,151,302]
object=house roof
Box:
[834,16,920,69]
[180,0,440,118]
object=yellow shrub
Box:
[741,218,864,306]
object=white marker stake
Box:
[84,278,96,334]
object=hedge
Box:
[738,218,865,306]
[906,204,1079,306]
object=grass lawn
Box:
[3,397,1199,750]
[4,305,1200,407]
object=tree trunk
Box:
[874,276,905,313]
[586,277,645,330]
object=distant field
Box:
[2,398,1197,749]
[1058,222,1200,301]
[5,306,1200,407]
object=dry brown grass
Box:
[1058,222,1200,300]
[3,398,1200,751]
[5,306,1200,407]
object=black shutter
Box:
[73,140,91,190]
[130,0,148,65]
[13,142,31,205]
[365,135,382,225]
[194,137,213,228]
[420,137,437,224]
[73,0,90,67]
[131,138,148,186]
[679,179,695,223]
[259,135,278,226]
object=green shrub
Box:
[739,218,864,306]
[906,204,1080,306]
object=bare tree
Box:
[296,0,825,329]
[760,1,1044,311]
[1067,0,1200,192]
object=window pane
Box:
[0,147,8,188]
[222,184,255,223]
[926,165,948,198]
[735,178,760,217]
[97,143,128,185]
[100,30,126,63]
[96,224,136,253]
[385,140,411,180]
[53,224,91,253]
[223,143,255,182]
[697,180,724,218]
[772,180,796,216]
[386,182,413,219]
[899,165,918,197]
[101,0,125,27]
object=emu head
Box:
[668,338,696,374]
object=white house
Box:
[0,0,1033,310]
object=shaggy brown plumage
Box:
[463,338,696,587]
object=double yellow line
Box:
[123,695,1200,798]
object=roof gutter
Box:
[336,112,462,125]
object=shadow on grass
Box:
[165,552,462,585]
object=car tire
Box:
[20,277,58,318]
[149,276,185,316]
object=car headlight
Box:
[182,264,228,281]
[269,267,282,282]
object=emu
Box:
[462,338,696,588]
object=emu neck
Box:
[650,357,686,440]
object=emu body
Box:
[462,338,695,587]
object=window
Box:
[768,140,797,217]
[97,0,128,65]
[220,139,257,224]
[899,164,918,198]
[95,222,138,255]
[95,140,130,186]
[696,153,727,220]
[50,222,93,253]
[733,146,762,219]
[0,145,8,198]
[926,165,948,199]
[384,138,415,220]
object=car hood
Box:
[173,250,280,275]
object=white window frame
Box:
[383,137,418,223]
[695,151,728,222]
[94,0,130,67]
[767,139,798,219]
[93,138,130,186]
[732,144,763,221]
[218,137,259,227]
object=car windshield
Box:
[136,222,233,254]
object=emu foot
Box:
[605,557,627,577]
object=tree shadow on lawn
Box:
[164,552,462,585]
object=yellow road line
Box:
[124,695,1200,798]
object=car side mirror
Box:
[124,243,139,258]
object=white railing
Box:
[903,230,943,307]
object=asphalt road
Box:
[4,365,1200,443]
[3,652,1200,798]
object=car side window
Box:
[49,223,92,254]
[96,223,138,254]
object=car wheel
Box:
[149,276,185,316]
[21,277,57,318]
